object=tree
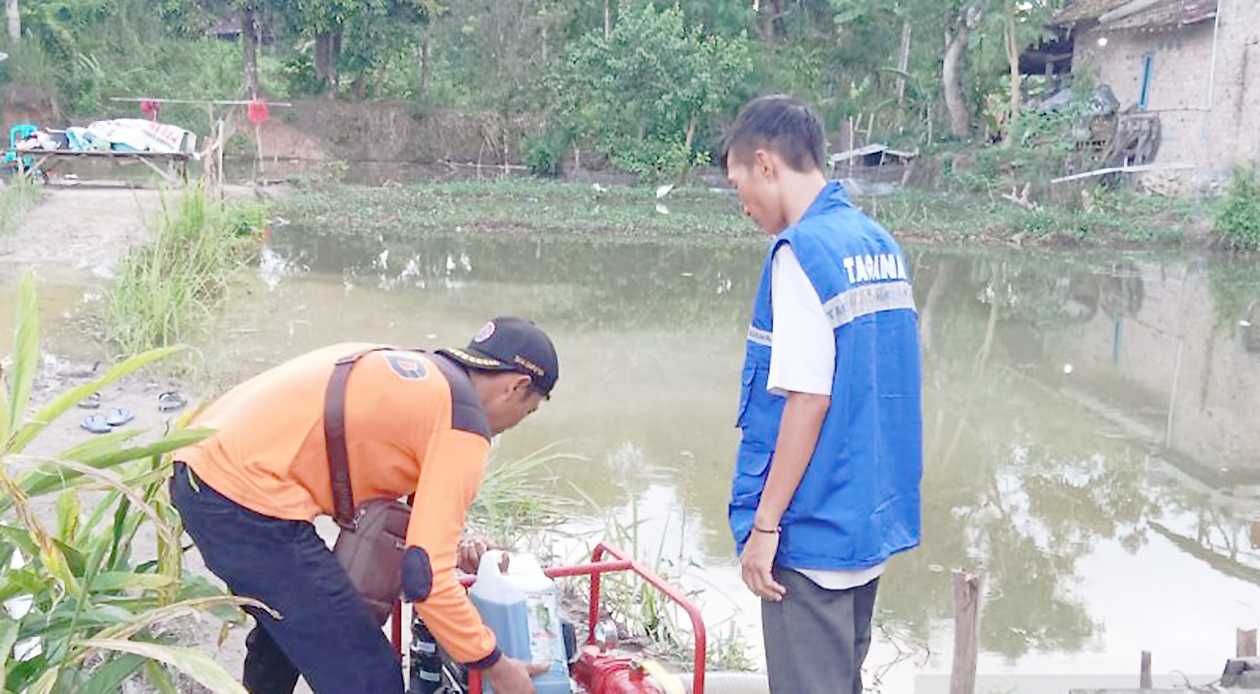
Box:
[6,0,18,44]
[551,1,752,181]
[944,1,986,138]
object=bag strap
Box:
[324,346,395,529]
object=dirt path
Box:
[0,187,167,280]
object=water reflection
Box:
[206,229,1260,681]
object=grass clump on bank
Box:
[0,176,43,233]
[1215,166,1260,250]
[108,186,265,355]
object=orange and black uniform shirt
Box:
[178,343,502,668]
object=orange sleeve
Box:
[402,427,499,667]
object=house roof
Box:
[1053,0,1131,24]
[1104,0,1218,30]
[1055,0,1219,28]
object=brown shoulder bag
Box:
[325,348,414,626]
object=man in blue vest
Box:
[723,95,923,693]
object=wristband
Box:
[753,525,780,534]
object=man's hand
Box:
[740,529,786,601]
[457,537,489,575]
[485,656,549,694]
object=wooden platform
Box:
[16,148,192,184]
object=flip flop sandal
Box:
[157,391,187,412]
[80,415,110,434]
[105,408,134,427]
[77,392,102,410]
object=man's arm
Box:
[741,392,829,600]
[740,244,835,601]
[402,428,500,666]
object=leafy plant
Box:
[0,275,268,693]
[1215,166,1260,250]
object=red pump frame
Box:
[389,542,707,694]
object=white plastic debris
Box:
[1063,363,1074,375]
[655,183,675,199]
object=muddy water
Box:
[11,216,1260,690]
[185,226,1260,691]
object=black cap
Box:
[437,317,559,397]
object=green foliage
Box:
[549,1,752,181]
[1215,166,1260,250]
[277,179,753,240]
[108,186,265,355]
[0,276,263,693]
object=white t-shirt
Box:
[768,245,885,591]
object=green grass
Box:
[107,186,265,355]
[278,178,1207,248]
[0,176,43,233]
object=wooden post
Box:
[950,571,981,694]
[847,116,856,180]
[1239,628,1258,657]
[1139,651,1152,689]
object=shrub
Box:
[1215,166,1260,250]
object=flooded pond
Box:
[13,201,1260,692]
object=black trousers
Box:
[170,462,404,694]
[761,569,879,694]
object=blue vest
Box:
[729,181,923,571]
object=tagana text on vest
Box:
[729,180,923,571]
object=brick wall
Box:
[1070,0,1260,183]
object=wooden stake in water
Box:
[950,570,981,694]
[1140,651,1152,689]
[1239,628,1258,657]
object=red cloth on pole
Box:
[247,100,270,125]
[140,99,161,122]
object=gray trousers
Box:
[761,569,879,694]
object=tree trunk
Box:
[677,115,699,184]
[603,0,611,39]
[897,19,912,106]
[6,0,19,45]
[943,4,984,139]
[418,37,432,100]
[328,31,342,96]
[241,3,259,98]
[314,33,330,84]
[1003,6,1022,146]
